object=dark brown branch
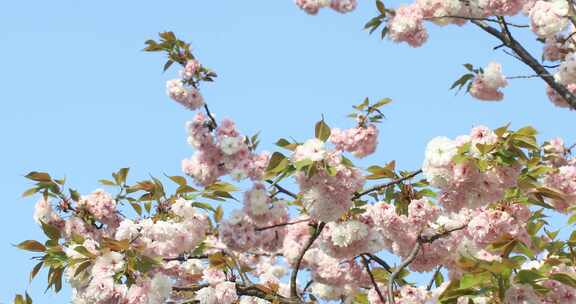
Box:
[363,253,393,273]
[290,222,326,299]
[388,241,421,304]
[164,255,209,262]
[388,225,466,303]
[471,20,576,110]
[425,15,528,28]
[353,169,422,200]
[256,218,310,231]
[266,179,298,199]
[173,283,300,304]
[506,74,542,80]
[361,255,386,304]
[203,103,218,130]
[427,266,442,291]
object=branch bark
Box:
[265,179,298,199]
[387,225,466,303]
[361,255,386,304]
[290,222,326,299]
[471,20,576,110]
[256,218,310,231]
[353,169,422,200]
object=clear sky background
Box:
[1,1,575,303]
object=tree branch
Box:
[425,15,528,28]
[164,255,209,262]
[353,169,422,200]
[427,266,442,291]
[290,222,326,299]
[361,255,386,304]
[471,20,576,110]
[266,179,298,199]
[256,218,310,231]
[203,103,218,130]
[173,283,300,304]
[388,242,421,304]
[387,225,466,303]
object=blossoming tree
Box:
[11,1,576,304]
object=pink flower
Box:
[330,124,379,158]
[388,4,428,48]
[166,79,204,110]
[330,0,357,13]
[469,62,508,102]
[546,84,576,109]
[181,59,200,80]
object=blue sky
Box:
[1,1,574,303]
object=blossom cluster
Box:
[329,124,379,158]
[294,0,357,15]
[166,60,205,110]
[469,62,508,101]
[181,113,270,186]
[422,125,521,211]
[295,139,365,222]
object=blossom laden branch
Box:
[265,179,298,199]
[290,222,326,299]
[361,255,386,304]
[353,169,422,199]
[388,225,466,304]
[255,218,310,232]
[471,19,576,110]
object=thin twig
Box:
[203,103,218,130]
[472,20,576,110]
[353,169,422,200]
[361,255,386,304]
[290,222,326,299]
[266,179,298,199]
[174,283,299,304]
[427,266,442,291]
[388,225,466,303]
[425,15,528,28]
[388,242,421,304]
[506,74,548,80]
[163,255,209,262]
[256,218,310,231]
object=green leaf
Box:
[22,187,39,197]
[114,168,129,185]
[41,222,61,240]
[550,273,576,288]
[16,240,46,252]
[130,202,142,216]
[167,175,187,187]
[74,261,91,277]
[98,179,116,186]
[373,97,392,108]
[29,261,43,282]
[74,246,96,258]
[192,202,215,212]
[516,269,544,284]
[315,119,331,142]
[376,0,386,14]
[69,189,81,202]
[366,165,395,179]
[14,294,25,304]
[25,172,52,182]
[516,126,538,137]
[459,272,490,289]
[352,292,369,304]
[275,138,298,151]
[294,159,313,171]
[371,268,389,283]
[266,152,288,173]
[450,73,475,92]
